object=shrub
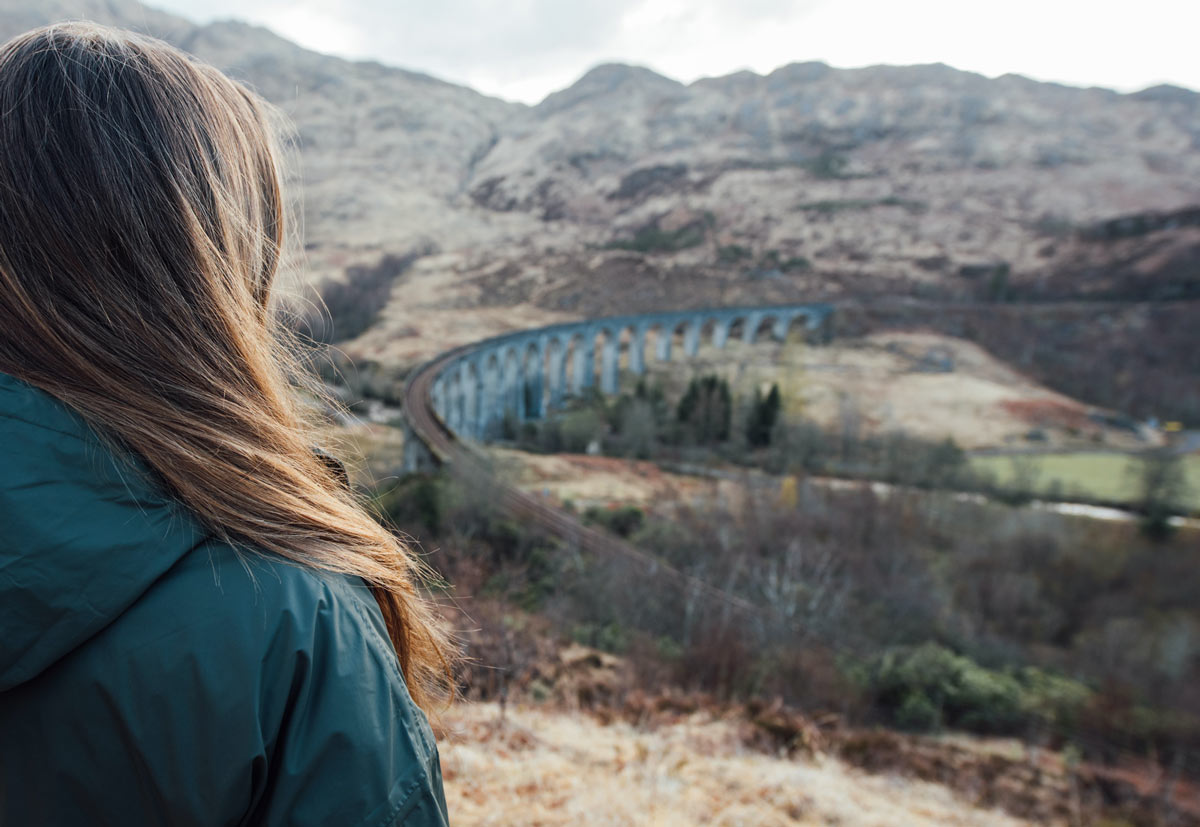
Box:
[606,220,706,253]
[803,151,851,179]
[610,396,660,458]
[610,163,687,200]
[770,420,830,473]
[572,622,631,654]
[583,505,646,538]
[500,410,520,441]
[896,691,940,731]
[717,244,753,263]
[528,418,565,453]
[560,408,608,453]
[861,643,1034,735]
[879,433,967,488]
[1019,667,1091,734]
[953,661,1024,733]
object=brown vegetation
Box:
[435,639,1200,826]
[439,700,1031,826]
[373,464,1200,781]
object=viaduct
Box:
[403,302,834,469]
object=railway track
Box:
[403,345,766,618]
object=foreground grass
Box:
[438,703,1026,827]
[968,451,1200,511]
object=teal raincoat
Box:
[0,372,449,826]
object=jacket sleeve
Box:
[249,567,450,827]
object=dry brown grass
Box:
[438,702,1033,826]
[489,447,715,511]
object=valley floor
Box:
[438,702,1030,827]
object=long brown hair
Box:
[0,23,451,710]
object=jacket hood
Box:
[0,372,211,690]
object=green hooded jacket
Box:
[0,372,449,826]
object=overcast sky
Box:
[146,0,1199,104]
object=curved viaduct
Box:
[406,302,833,461]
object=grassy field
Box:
[968,451,1200,512]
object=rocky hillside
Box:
[3,2,1199,348]
[470,63,1200,306]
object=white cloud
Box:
[145,0,1200,102]
[265,4,368,56]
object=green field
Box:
[968,451,1200,512]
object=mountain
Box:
[1,2,1199,357]
[0,0,523,276]
[466,60,1200,307]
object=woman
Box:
[0,22,452,826]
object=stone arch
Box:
[743,313,781,345]
[447,369,464,434]
[627,323,649,376]
[680,316,703,357]
[776,311,813,343]
[699,316,717,344]
[569,328,595,395]
[647,322,671,363]
[459,359,481,440]
[503,345,522,425]
[710,314,734,349]
[480,350,502,439]
[596,325,620,394]
[546,334,568,410]
[668,319,691,361]
[523,340,544,419]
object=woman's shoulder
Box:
[125,534,387,649]
[116,536,388,664]
[105,535,423,736]
[3,536,446,827]
[132,540,449,825]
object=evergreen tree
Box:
[677,375,731,444]
[746,383,783,447]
